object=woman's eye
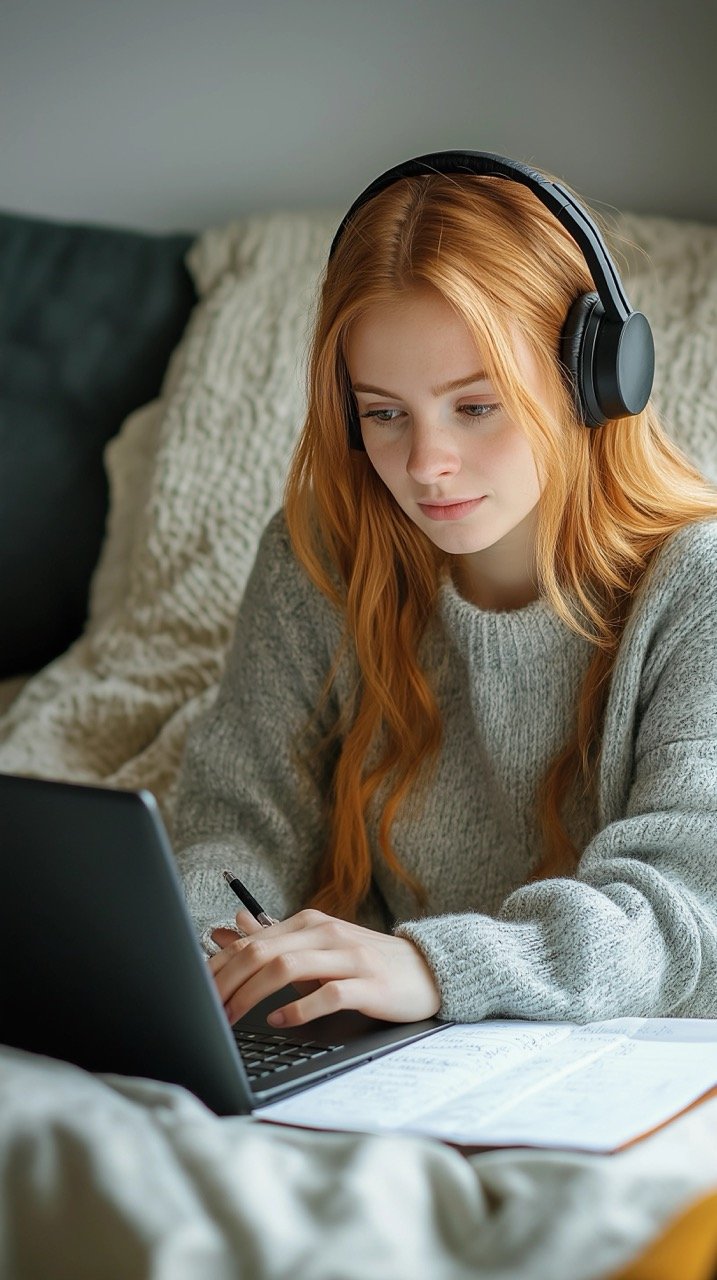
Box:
[359,403,500,426]
[360,408,402,423]
[459,403,500,419]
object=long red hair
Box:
[282,173,717,919]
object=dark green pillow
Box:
[0,211,197,678]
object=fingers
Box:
[211,908,270,947]
[209,914,352,979]
[220,949,359,1026]
[206,910,441,1028]
[208,915,384,1011]
[211,927,243,949]
[268,978,371,1029]
[235,909,263,933]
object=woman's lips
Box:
[418,497,486,521]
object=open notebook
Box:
[258,1016,717,1154]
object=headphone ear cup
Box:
[560,291,606,428]
[560,294,655,428]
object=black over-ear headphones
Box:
[328,151,655,449]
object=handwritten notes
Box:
[257,1017,717,1152]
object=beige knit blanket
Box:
[1,208,715,835]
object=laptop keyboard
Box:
[234,1028,346,1081]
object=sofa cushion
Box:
[0,211,197,678]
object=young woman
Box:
[173,154,717,1033]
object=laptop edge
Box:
[0,773,447,1115]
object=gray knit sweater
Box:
[173,508,717,1023]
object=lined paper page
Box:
[257,1018,717,1152]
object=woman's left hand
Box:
[209,908,442,1027]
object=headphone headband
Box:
[328,150,630,323]
[330,149,654,436]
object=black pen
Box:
[222,869,274,928]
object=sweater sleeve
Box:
[172,510,344,942]
[395,527,717,1023]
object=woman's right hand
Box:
[212,910,321,999]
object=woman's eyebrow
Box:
[352,371,489,397]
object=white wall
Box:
[1,0,715,232]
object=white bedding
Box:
[2,1044,717,1279]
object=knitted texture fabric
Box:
[174,508,717,1023]
[0,208,715,833]
[0,212,339,820]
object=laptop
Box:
[0,772,449,1115]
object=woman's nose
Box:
[406,426,461,484]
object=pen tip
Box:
[221,869,234,885]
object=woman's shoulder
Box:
[625,517,717,666]
[657,515,717,563]
[248,506,344,633]
[255,505,294,558]
[248,506,312,589]
[253,506,336,583]
[642,517,717,607]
